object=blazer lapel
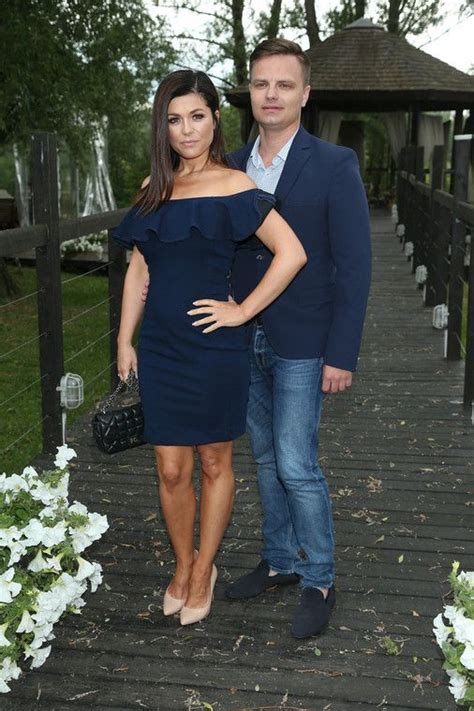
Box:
[274,126,312,205]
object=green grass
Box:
[0,265,111,474]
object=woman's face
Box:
[167,92,218,161]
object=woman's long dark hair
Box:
[135,70,227,214]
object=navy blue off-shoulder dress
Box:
[113,188,275,446]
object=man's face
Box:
[249,55,310,132]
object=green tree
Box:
[324,0,444,36]
[0,0,175,154]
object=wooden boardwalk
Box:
[5,210,473,710]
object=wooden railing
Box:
[396,138,474,411]
[0,132,128,455]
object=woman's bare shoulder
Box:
[219,168,256,192]
[141,175,150,189]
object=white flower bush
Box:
[60,231,106,258]
[0,446,108,693]
[433,562,474,706]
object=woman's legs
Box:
[185,440,234,608]
[155,445,195,600]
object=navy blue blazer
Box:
[230,126,371,372]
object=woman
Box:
[113,69,306,626]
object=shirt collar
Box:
[249,129,299,169]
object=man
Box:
[225,39,371,638]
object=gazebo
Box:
[225,18,474,171]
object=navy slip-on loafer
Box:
[291,585,336,638]
[225,560,300,600]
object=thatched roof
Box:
[226,18,474,112]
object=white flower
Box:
[89,562,103,593]
[24,644,52,669]
[30,472,69,506]
[27,549,48,573]
[70,596,86,613]
[41,521,67,547]
[460,641,474,670]
[433,613,452,647]
[21,519,45,547]
[0,526,21,547]
[16,610,35,634]
[0,657,21,693]
[8,539,28,566]
[22,465,38,482]
[458,570,474,587]
[69,511,108,553]
[54,444,77,470]
[38,505,59,521]
[30,622,54,649]
[2,473,29,503]
[0,568,21,603]
[75,556,95,581]
[68,501,88,516]
[446,668,468,702]
[451,609,474,646]
[44,553,63,572]
[0,623,11,647]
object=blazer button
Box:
[256,255,263,260]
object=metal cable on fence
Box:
[64,328,115,365]
[0,288,43,310]
[0,332,47,361]
[61,261,113,285]
[84,360,116,388]
[0,374,47,410]
[62,296,113,327]
[0,414,49,456]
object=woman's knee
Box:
[155,448,193,491]
[197,443,232,482]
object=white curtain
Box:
[419,114,444,164]
[318,112,342,144]
[383,112,407,165]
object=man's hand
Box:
[141,277,149,304]
[321,365,353,393]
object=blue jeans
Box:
[246,325,335,589]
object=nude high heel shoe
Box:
[163,550,198,616]
[180,564,218,626]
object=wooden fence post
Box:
[424,146,444,306]
[411,147,424,274]
[32,132,64,453]
[447,136,470,360]
[108,229,127,391]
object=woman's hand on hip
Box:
[188,296,247,333]
[117,343,138,381]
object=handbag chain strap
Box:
[99,372,139,413]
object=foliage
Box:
[0,446,108,693]
[0,0,175,156]
[433,562,474,706]
[325,0,444,36]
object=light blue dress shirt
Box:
[246,131,298,193]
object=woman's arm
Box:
[117,246,148,379]
[188,209,307,332]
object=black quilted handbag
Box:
[92,373,144,454]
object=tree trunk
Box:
[355,0,366,18]
[387,0,400,34]
[231,0,247,84]
[304,0,320,46]
[267,0,282,39]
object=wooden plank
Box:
[6,210,470,709]
[0,223,47,257]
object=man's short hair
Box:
[249,38,311,85]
